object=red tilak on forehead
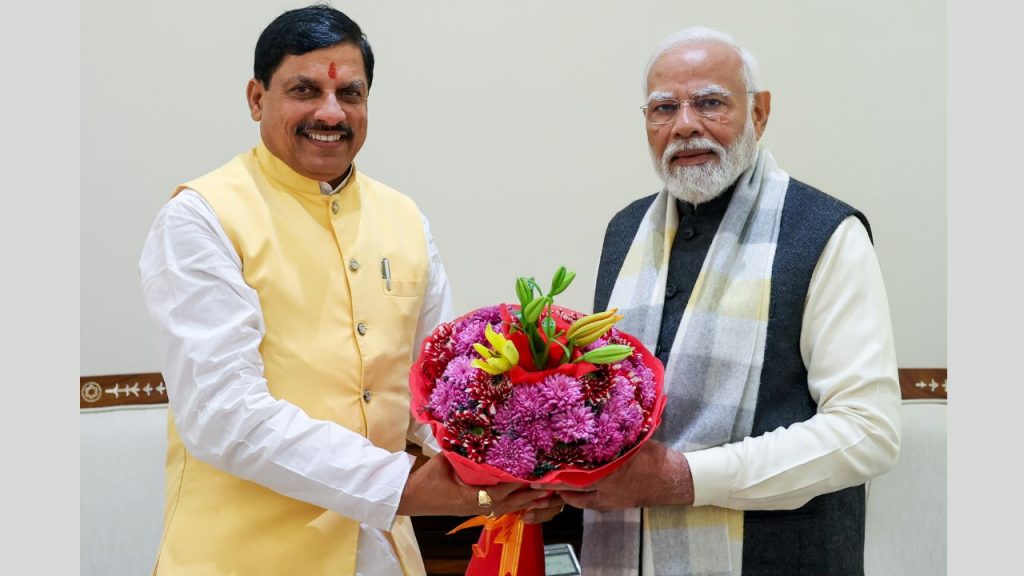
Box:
[327,62,337,79]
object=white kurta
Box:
[140,179,453,575]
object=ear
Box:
[246,78,264,122]
[752,91,771,140]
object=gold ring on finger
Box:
[478,489,493,509]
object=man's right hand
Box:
[397,454,549,517]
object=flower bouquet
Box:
[409,267,666,575]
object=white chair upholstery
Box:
[81,405,168,576]
[864,399,947,575]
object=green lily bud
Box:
[576,344,634,364]
[565,308,619,340]
[552,269,576,296]
[549,266,566,296]
[523,296,548,325]
[542,316,556,339]
[516,277,532,307]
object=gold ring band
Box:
[478,489,493,509]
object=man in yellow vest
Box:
[138,5,561,575]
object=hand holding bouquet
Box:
[409,267,665,575]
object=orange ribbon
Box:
[447,510,525,576]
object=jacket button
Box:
[331,201,339,214]
[349,259,360,271]
[666,283,678,298]
[680,227,696,241]
[362,390,372,402]
[357,322,368,336]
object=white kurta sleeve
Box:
[139,190,415,531]
[404,212,453,458]
[686,216,901,509]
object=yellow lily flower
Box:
[471,324,519,375]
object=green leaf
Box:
[553,339,572,365]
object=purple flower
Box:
[615,401,645,446]
[494,385,544,432]
[427,378,471,421]
[493,384,557,451]
[452,320,490,356]
[468,305,503,325]
[442,355,477,387]
[633,361,656,410]
[551,403,596,443]
[485,435,537,478]
[583,411,626,463]
[536,374,583,411]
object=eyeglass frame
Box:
[641,88,757,125]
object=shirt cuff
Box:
[684,446,737,508]
[357,452,417,531]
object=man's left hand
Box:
[530,441,695,512]
[521,492,566,524]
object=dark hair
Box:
[253,4,374,88]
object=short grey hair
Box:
[642,26,761,97]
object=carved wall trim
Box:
[80,373,168,409]
[897,368,947,400]
[81,368,947,410]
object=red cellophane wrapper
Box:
[409,304,666,575]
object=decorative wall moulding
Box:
[80,373,168,409]
[81,368,947,410]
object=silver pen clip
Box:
[381,257,392,291]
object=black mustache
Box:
[297,123,354,138]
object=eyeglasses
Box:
[641,91,754,125]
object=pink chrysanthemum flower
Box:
[467,305,503,325]
[426,378,471,421]
[485,435,537,478]
[452,320,490,356]
[551,403,597,443]
[536,374,583,411]
[442,355,478,387]
[633,361,657,410]
[583,410,626,463]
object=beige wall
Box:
[81,0,946,374]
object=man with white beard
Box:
[534,27,902,575]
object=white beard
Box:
[653,118,758,205]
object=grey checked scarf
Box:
[582,146,789,576]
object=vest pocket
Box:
[382,277,425,297]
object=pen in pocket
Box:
[381,258,392,291]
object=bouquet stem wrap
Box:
[447,511,543,576]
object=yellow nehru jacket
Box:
[154,142,429,575]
